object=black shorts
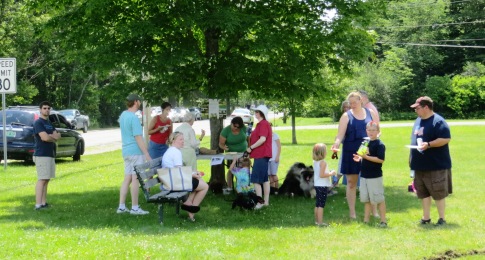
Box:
[192,177,199,190]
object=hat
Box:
[255,105,269,120]
[126,94,143,102]
[410,96,433,108]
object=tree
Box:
[32,0,382,142]
[1,0,39,104]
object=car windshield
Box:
[234,109,249,114]
[60,110,75,116]
[0,111,35,126]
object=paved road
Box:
[84,120,485,155]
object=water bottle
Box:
[357,139,369,156]
[410,170,415,178]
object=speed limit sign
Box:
[0,58,16,94]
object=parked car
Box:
[0,106,85,162]
[135,110,143,125]
[59,109,90,133]
[189,107,202,120]
[151,106,161,118]
[229,108,253,124]
[169,107,190,123]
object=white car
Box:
[170,107,190,123]
[151,106,162,117]
[229,108,253,124]
[189,107,202,120]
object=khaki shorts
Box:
[33,156,56,180]
[124,155,145,175]
[359,177,385,204]
[414,169,451,200]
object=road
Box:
[83,119,485,155]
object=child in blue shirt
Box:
[229,155,254,193]
[353,121,387,227]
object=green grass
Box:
[1,123,485,259]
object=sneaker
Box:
[254,203,264,210]
[327,190,338,196]
[34,206,44,211]
[116,208,130,214]
[435,218,446,226]
[130,208,149,215]
[41,203,50,208]
[420,219,431,225]
[379,222,388,228]
[316,223,329,227]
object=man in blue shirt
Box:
[410,96,452,226]
[33,101,61,210]
[116,94,151,215]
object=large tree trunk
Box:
[205,27,226,194]
[208,116,225,194]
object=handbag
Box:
[157,166,193,192]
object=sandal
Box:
[420,219,431,225]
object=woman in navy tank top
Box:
[331,91,377,219]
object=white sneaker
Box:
[254,203,264,210]
[130,208,149,215]
[116,208,129,214]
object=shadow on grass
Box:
[0,184,437,234]
[0,159,122,194]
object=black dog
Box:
[278,162,315,198]
[232,192,265,210]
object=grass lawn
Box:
[1,123,485,259]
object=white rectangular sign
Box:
[0,58,17,94]
[208,99,219,118]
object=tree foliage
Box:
[27,0,382,143]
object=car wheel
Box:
[82,122,88,133]
[73,142,83,161]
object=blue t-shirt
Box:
[119,110,143,157]
[410,113,452,171]
[360,139,385,179]
[33,118,56,157]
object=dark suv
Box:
[0,106,85,162]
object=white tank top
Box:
[313,160,332,187]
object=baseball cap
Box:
[126,94,143,102]
[410,96,433,108]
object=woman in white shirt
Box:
[162,132,208,222]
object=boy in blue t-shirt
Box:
[353,121,387,227]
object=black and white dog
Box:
[278,162,316,198]
[232,192,265,210]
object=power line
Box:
[378,42,485,48]
[387,0,472,8]
[435,38,485,42]
[369,20,485,29]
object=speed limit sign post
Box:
[0,58,16,94]
[1,57,16,170]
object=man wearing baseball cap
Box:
[409,96,452,226]
[116,94,151,215]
